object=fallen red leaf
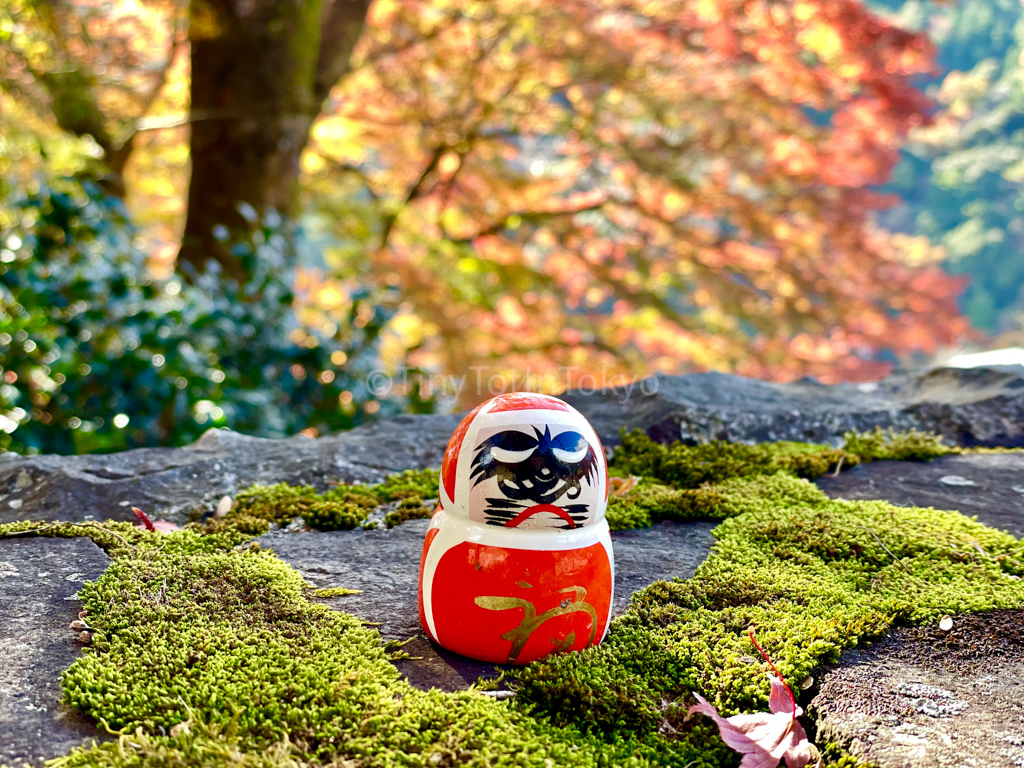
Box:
[685,629,818,768]
[131,506,181,533]
[131,506,155,531]
[686,675,817,768]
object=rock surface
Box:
[817,453,1024,538]
[258,518,716,691]
[0,537,110,766]
[3,367,1023,526]
[0,414,461,526]
[810,610,1024,768]
[813,454,1024,767]
[564,366,1024,448]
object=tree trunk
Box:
[178,0,371,281]
[178,0,322,279]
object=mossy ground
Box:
[204,468,440,535]
[1,430,1020,768]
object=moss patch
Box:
[231,483,379,532]
[311,587,362,598]
[841,427,959,462]
[609,427,957,491]
[512,472,1023,750]
[607,482,728,531]
[207,469,440,535]
[2,429,1021,768]
[384,496,434,528]
[609,430,858,487]
[602,428,957,532]
[13,526,643,768]
[371,468,440,502]
[223,428,951,535]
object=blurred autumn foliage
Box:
[875,0,1024,340]
[0,0,978,451]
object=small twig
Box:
[1,521,134,552]
[95,716,127,737]
[0,524,61,538]
[855,525,922,583]
[829,456,845,477]
[85,522,136,552]
[145,539,170,561]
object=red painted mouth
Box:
[503,503,577,529]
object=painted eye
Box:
[491,446,536,463]
[552,446,588,463]
[549,431,588,463]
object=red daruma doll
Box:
[418,393,614,664]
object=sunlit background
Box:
[1,0,1022,454]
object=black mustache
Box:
[482,498,590,529]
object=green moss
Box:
[299,499,371,531]
[230,483,378,532]
[200,512,275,539]
[841,427,958,462]
[610,427,959,493]
[607,482,728,531]
[963,445,1024,454]
[227,470,438,532]
[815,741,878,768]
[3,429,1020,767]
[384,496,434,528]
[371,468,440,502]
[311,587,362,597]
[229,427,953,536]
[0,520,147,554]
[0,524,648,768]
[47,724,309,768]
[610,430,856,488]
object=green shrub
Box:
[0,179,433,455]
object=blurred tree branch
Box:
[315,0,373,106]
[14,0,186,196]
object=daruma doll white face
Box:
[439,393,608,530]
